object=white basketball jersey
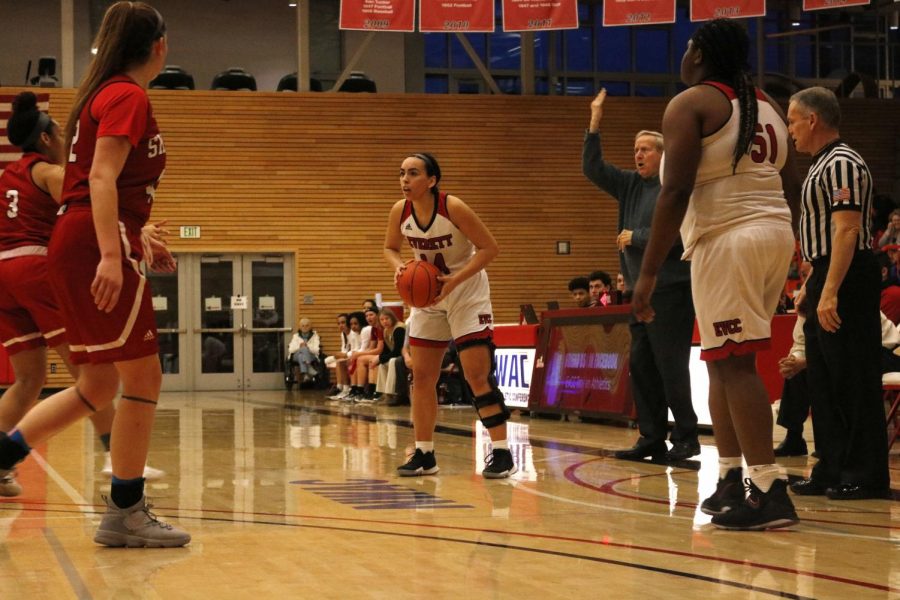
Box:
[400,192,475,275]
[664,82,792,258]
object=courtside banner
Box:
[339,0,416,31]
[420,0,495,32]
[602,0,675,26]
[0,94,50,177]
[501,0,579,32]
[690,0,765,21]
[803,0,869,10]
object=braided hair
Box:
[691,19,756,173]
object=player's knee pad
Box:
[473,387,510,429]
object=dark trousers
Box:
[776,370,810,434]
[805,251,889,489]
[629,283,698,444]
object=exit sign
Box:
[180,226,201,239]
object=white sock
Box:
[492,439,509,450]
[341,385,350,392]
[415,441,434,453]
[718,457,742,479]
[748,464,781,493]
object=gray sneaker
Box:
[94,495,191,548]
[0,469,22,497]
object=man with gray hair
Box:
[582,89,698,462]
[787,86,890,500]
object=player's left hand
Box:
[631,274,656,322]
[432,274,454,303]
[617,229,633,251]
[817,292,841,333]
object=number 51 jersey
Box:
[665,81,792,259]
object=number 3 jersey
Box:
[61,74,165,230]
[0,153,59,251]
[663,81,792,259]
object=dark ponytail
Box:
[692,19,756,173]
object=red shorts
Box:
[0,253,66,354]
[48,208,159,365]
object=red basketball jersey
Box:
[62,75,166,228]
[0,153,59,251]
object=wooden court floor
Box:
[0,389,896,599]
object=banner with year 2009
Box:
[690,0,765,21]
[419,0,495,33]
[602,0,675,26]
[501,0,579,32]
[339,0,416,31]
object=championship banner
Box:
[602,0,675,26]
[803,0,869,10]
[419,0,495,32]
[501,0,579,32]
[690,0,765,21]
[339,0,415,31]
[0,94,50,177]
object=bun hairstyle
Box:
[7,92,52,151]
[65,1,166,150]
[411,152,442,200]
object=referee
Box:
[787,87,890,500]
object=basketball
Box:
[396,260,442,308]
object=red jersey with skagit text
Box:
[61,75,166,228]
[0,153,59,250]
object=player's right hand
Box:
[92,257,123,313]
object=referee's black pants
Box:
[804,251,889,489]
[776,370,810,434]
[629,282,698,444]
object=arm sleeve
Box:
[581,131,632,201]
[287,334,300,355]
[91,83,149,147]
[630,227,652,248]
[308,332,320,356]
[826,159,868,213]
[789,315,806,359]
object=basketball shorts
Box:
[48,208,159,365]
[408,270,493,348]
[0,253,66,354]
[691,222,794,361]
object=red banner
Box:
[0,94,50,177]
[803,0,869,10]
[339,0,415,31]
[501,0,579,32]
[419,0,495,32]
[602,0,675,26]
[690,0,765,21]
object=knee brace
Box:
[473,386,510,430]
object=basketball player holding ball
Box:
[384,152,517,478]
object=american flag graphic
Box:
[0,93,51,177]
[832,187,852,202]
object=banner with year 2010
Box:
[501,0,579,32]
[339,0,416,31]
[602,0,675,26]
[690,0,765,21]
[802,0,869,10]
[419,0,495,33]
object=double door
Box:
[149,253,294,391]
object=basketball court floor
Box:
[0,389,896,599]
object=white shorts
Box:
[408,270,493,348]
[691,223,793,361]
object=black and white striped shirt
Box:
[800,140,873,261]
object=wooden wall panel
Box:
[0,88,896,388]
